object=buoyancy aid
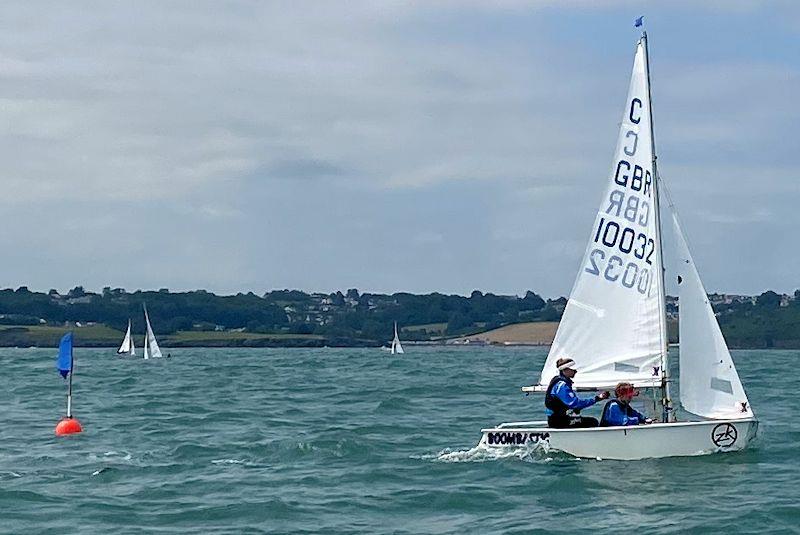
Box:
[545,374,570,418]
[600,399,642,426]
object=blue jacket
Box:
[544,374,598,417]
[600,400,646,426]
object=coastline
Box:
[1,318,797,350]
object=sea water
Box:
[2,347,798,533]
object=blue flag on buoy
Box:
[634,16,644,28]
[56,332,73,379]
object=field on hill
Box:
[451,322,559,345]
[0,324,122,347]
[0,325,326,348]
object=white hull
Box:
[479,418,758,460]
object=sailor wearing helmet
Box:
[544,357,610,428]
[599,382,654,426]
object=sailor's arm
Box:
[631,407,650,424]
[556,384,608,410]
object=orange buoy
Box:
[55,417,83,436]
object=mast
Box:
[642,31,673,422]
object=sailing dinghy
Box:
[116,319,136,356]
[479,32,757,460]
[391,322,405,354]
[142,304,163,360]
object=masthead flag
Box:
[634,16,644,27]
[56,332,74,379]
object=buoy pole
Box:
[66,365,73,418]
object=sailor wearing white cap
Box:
[544,357,610,428]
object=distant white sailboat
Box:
[390,322,404,355]
[142,305,163,360]
[478,30,757,460]
[116,319,136,356]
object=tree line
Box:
[0,286,797,347]
[0,286,557,342]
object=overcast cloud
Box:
[0,1,798,297]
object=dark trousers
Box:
[548,414,599,429]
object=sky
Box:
[0,1,798,298]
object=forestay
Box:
[537,40,665,389]
[672,211,753,419]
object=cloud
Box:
[0,2,797,297]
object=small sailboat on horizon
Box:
[142,304,163,360]
[390,322,404,355]
[116,319,136,356]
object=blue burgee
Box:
[56,332,73,379]
[634,16,644,27]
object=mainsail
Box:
[391,322,404,355]
[142,305,163,359]
[671,211,752,419]
[537,38,665,390]
[117,319,135,355]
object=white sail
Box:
[671,212,753,419]
[538,39,665,389]
[391,322,404,355]
[143,306,163,359]
[117,319,134,355]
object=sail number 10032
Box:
[585,217,654,295]
[593,216,654,263]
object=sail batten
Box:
[538,38,665,388]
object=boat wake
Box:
[211,458,247,465]
[423,442,558,464]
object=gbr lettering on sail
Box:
[584,96,655,296]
